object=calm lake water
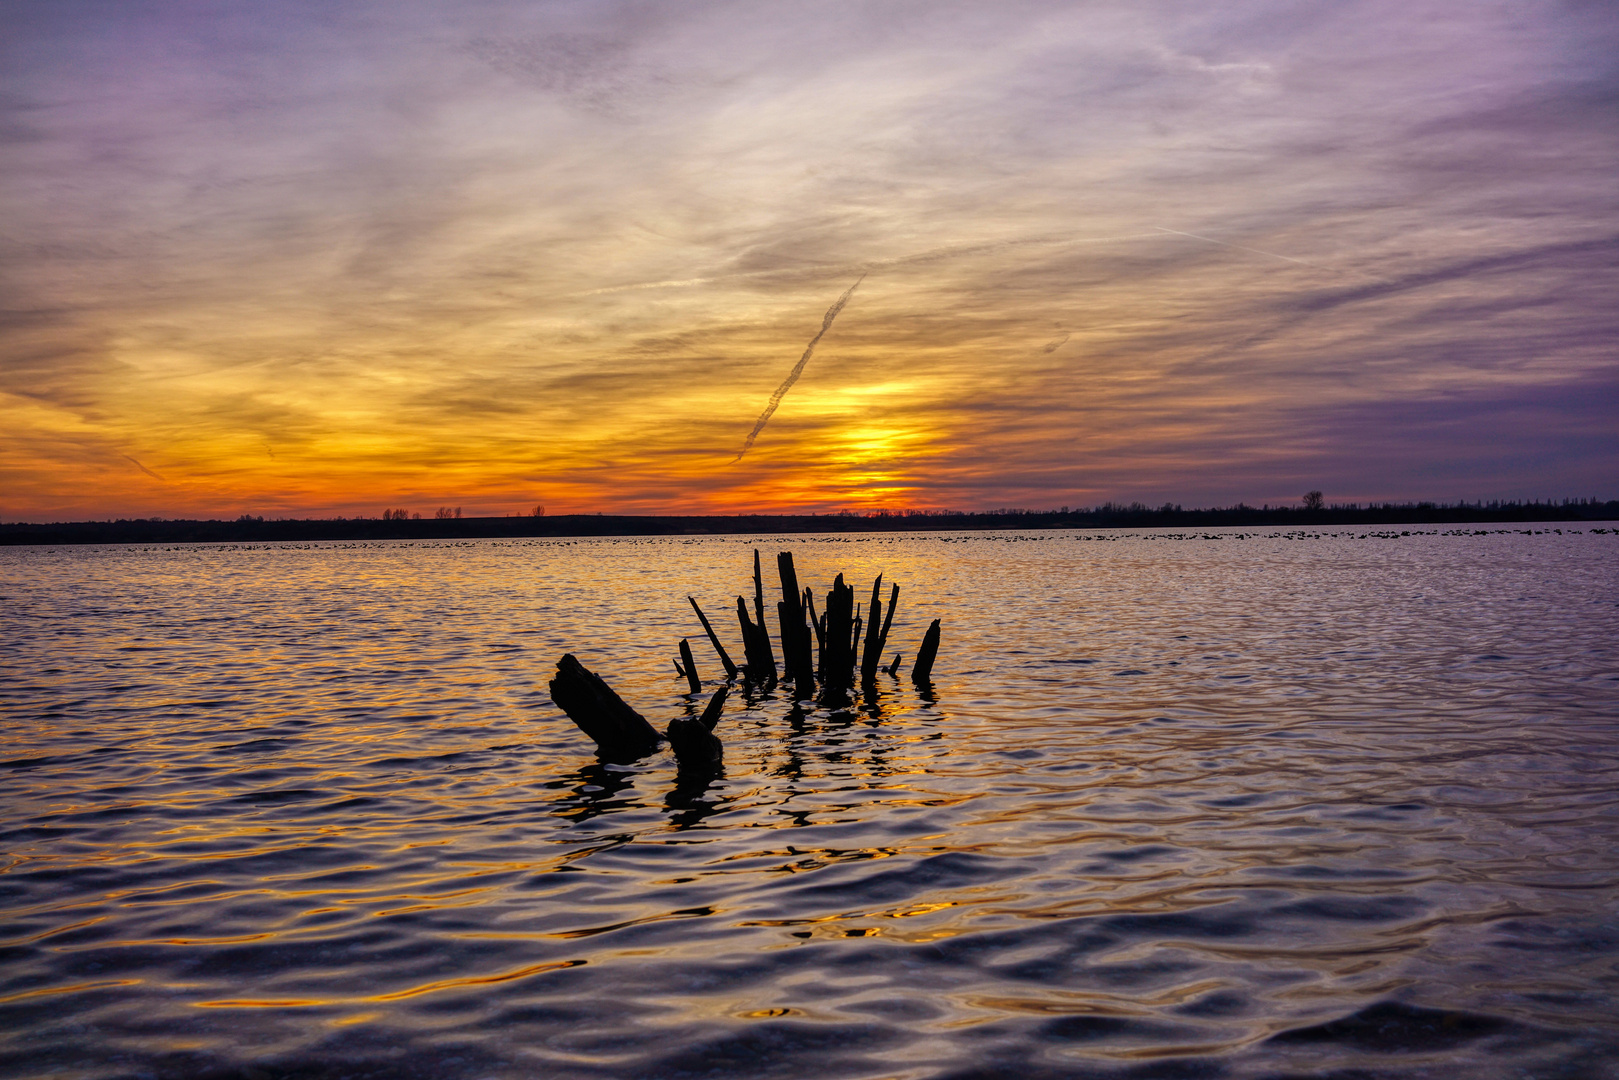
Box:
[3,526,1617,1080]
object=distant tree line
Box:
[5,496,1616,545]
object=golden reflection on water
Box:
[1,528,1616,1078]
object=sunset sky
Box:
[3,1,1615,520]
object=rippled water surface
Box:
[3,527,1618,1080]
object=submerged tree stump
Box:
[666,685,727,772]
[677,638,701,695]
[817,573,857,705]
[911,619,942,684]
[549,654,663,760]
[860,575,885,684]
[553,552,943,768]
[736,596,776,687]
[750,549,778,682]
[775,552,815,697]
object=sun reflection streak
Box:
[192,959,589,1009]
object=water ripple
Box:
[1,527,1616,1078]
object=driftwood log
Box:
[549,653,663,761]
[551,656,728,772]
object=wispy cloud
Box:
[0,0,1614,518]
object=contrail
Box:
[575,232,1170,297]
[1153,226,1315,267]
[123,454,164,481]
[734,274,865,463]
[1153,226,1390,283]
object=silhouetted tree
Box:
[1303,490,1325,511]
[531,505,546,517]
[434,506,461,519]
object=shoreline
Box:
[3,501,1615,546]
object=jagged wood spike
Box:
[877,584,898,656]
[736,596,760,681]
[817,573,856,704]
[910,619,941,683]
[860,575,885,684]
[775,552,802,686]
[678,638,701,695]
[688,596,738,679]
[805,588,824,654]
[736,595,775,688]
[775,552,815,695]
[697,684,729,731]
[752,549,777,679]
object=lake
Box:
[2,526,1616,1079]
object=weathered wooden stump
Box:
[666,685,727,772]
[549,653,663,760]
[911,619,941,683]
[776,552,816,697]
[736,596,776,687]
[677,638,701,694]
[817,573,856,706]
[750,548,778,682]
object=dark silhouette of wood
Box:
[667,684,727,771]
[688,596,738,679]
[817,573,856,705]
[697,684,728,730]
[751,549,777,681]
[860,575,885,684]
[678,638,701,694]
[775,552,815,695]
[549,654,662,760]
[666,716,723,771]
[805,588,823,656]
[736,596,776,688]
[884,653,902,676]
[736,596,757,674]
[877,584,898,659]
[910,619,941,683]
